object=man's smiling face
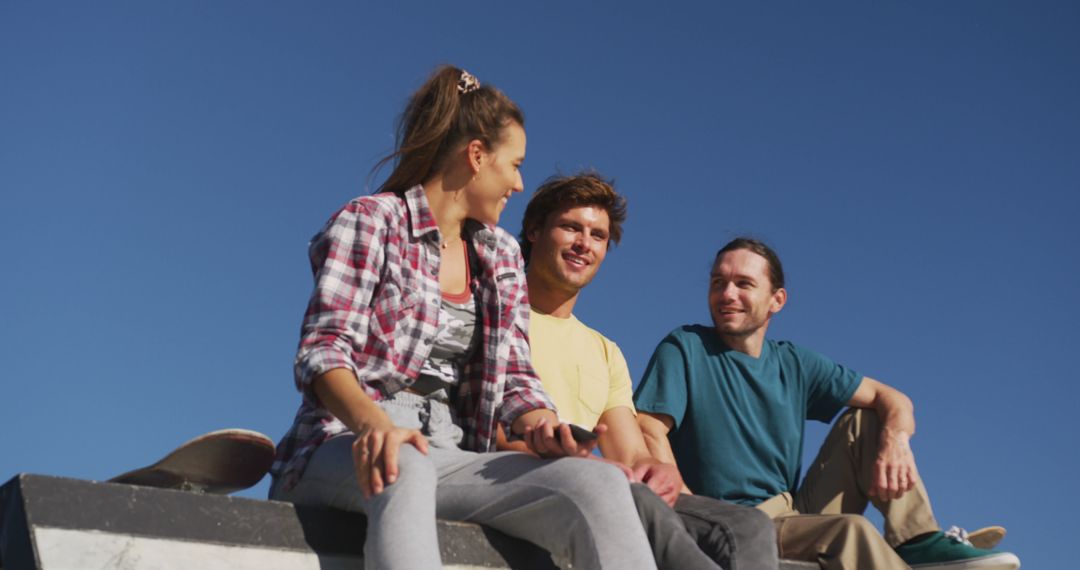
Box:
[708,248,786,339]
[527,205,611,295]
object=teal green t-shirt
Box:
[633,325,861,506]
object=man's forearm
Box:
[637,414,677,462]
[874,384,916,437]
[637,413,693,494]
[641,429,677,465]
[595,407,653,467]
[850,377,916,437]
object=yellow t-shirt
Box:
[528,309,635,428]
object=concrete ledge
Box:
[1,474,560,569]
[1,473,815,569]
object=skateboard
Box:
[966,525,1006,549]
[110,429,276,494]
[947,525,1007,549]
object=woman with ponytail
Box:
[269,66,657,569]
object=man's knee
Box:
[740,505,776,541]
[831,513,879,540]
[836,407,882,440]
[720,507,779,569]
[629,482,669,520]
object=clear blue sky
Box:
[2,2,1076,566]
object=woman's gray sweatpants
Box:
[271,392,657,569]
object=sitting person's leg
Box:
[271,434,441,569]
[275,392,660,569]
[757,492,907,569]
[774,511,908,569]
[796,407,937,546]
[435,451,658,570]
[674,493,779,570]
[628,483,723,570]
[795,408,1020,569]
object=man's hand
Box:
[523,417,603,458]
[868,426,918,501]
[351,418,429,498]
[848,377,919,502]
[632,461,683,507]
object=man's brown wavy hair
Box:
[519,172,627,264]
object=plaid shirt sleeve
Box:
[293,199,387,403]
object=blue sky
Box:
[2,1,1077,566]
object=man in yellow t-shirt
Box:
[527,310,634,431]
[505,173,778,570]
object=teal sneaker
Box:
[895,527,1020,569]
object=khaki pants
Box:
[755,408,940,569]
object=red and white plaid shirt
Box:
[272,186,554,489]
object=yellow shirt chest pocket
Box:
[576,363,611,424]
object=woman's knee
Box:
[572,459,631,490]
[544,457,633,507]
[381,443,437,493]
[575,457,628,482]
[358,443,439,523]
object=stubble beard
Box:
[712,311,766,341]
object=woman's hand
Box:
[351,417,429,498]
[312,370,430,498]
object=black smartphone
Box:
[566,423,598,443]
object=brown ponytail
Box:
[374,65,524,195]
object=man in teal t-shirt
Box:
[634,238,1019,570]
[637,325,862,507]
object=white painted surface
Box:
[33,527,500,570]
[34,527,345,569]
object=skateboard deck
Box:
[110,429,275,494]
[967,525,1006,549]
